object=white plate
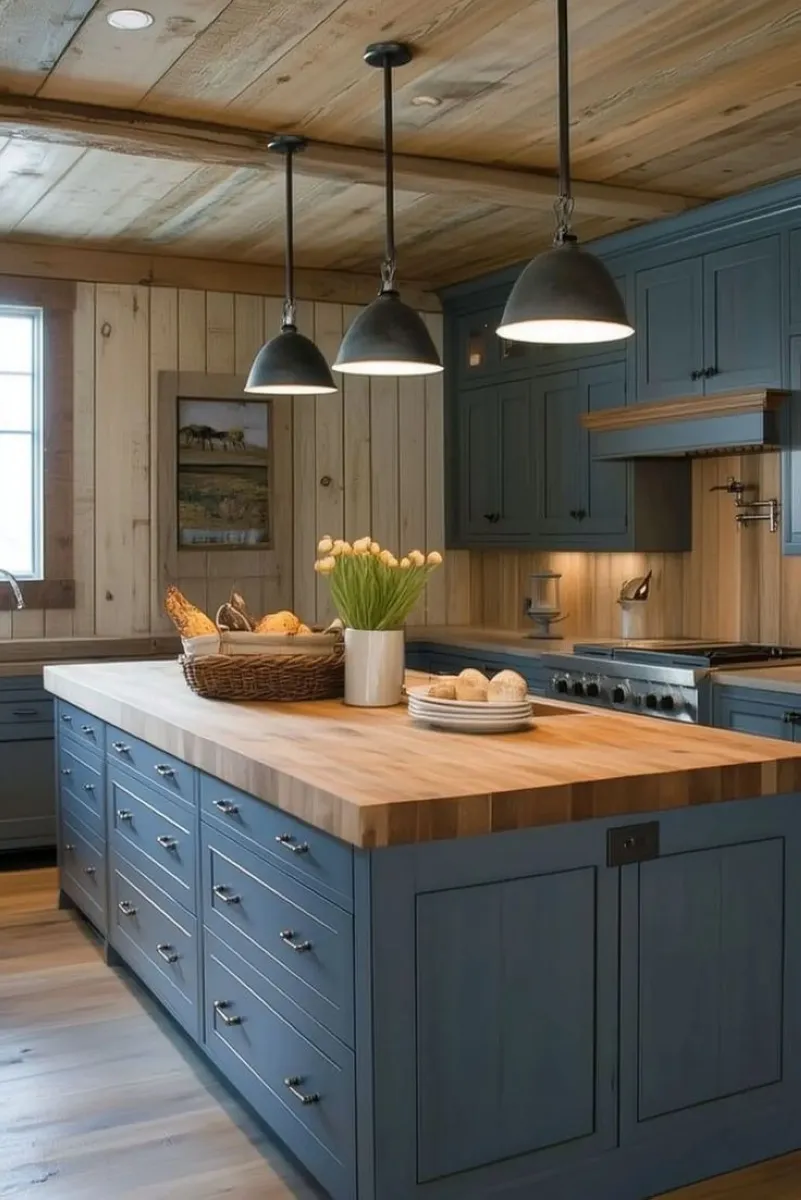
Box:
[411,713,534,734]
[409,704,533,724]
[407,685,532,715]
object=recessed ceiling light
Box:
[106,9,154,30]
[410,94,443,108]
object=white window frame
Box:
[0,303,44,580]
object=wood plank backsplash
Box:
[2,282,447,639]
[459,453,801,643]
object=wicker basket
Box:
[180,646,345,702]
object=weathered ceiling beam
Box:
[0,94,700,222]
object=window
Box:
[0,277,75,612]
[0,306,43,578]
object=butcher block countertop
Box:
[0,634,181,677]
[712,665,801,695]
[44,660,801,849]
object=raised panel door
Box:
[496,379,535,537]
[634,258,704,402]
[0,738,55,849]
[536,368,583,536]
[459,385,500,538]
[703,236,782,392]
[581,361,629,537]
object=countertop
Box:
[0,634,181,677]
[712,665,801,695]
[43,661,801,849]
[405,625,591,656]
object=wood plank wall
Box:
[0,282,447,638]
[459,454,801,643]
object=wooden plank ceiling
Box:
[0,0,798,285]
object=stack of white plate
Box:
[406,685,534,734]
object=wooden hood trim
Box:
[581,389,787,433]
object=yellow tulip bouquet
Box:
[314,536,443,630]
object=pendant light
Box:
[497,0,634,345]
[246,135,337,395]
[333,43,443,377]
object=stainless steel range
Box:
[542,642,801,724]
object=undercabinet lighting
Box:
[106,9,154,30]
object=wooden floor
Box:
[3,867,801,1200]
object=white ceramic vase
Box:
[344,628,405,707]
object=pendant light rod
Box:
[557,0,570,202]
[382,56,396,288]
[269,134,305,328]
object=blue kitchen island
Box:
[44,659,801,1200]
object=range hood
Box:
[581,389,787,459]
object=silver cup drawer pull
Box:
[83,783,95,793]
[83,866,97,877]
[80,724,95,737]
[117,809,133,823]
[154,764,175,778]
[213,1000,242,1027]
[156,834,178,851]
[60,767,72,776]
[64,843,75,853]
[275,833,309,856]
[213,798,239,816]
[111,741,130,754]
[212,884,241,905]
[118,900,137,916]
[157,943,179,964]
[279,929,312,953]
[61,713,72,723]
[284,1076,320,1106]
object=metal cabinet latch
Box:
[607,821,660,867]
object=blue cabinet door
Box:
[782,336,801,555]
[459,381,535,540]
[0,738,55,849]
[713,685,801,740]
[619,800,801,1151]
[702,236,782,392]
[634,258,704,402]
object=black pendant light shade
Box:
[246,135,337,395]
[497,0,634,346]
[334,43,443,377]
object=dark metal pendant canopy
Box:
[334,43,443,377]
[246,135,337,395]
[497,0,634,345]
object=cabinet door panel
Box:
[703,236,781,391]
[459,386,500,538]
[496,380,535,537]
[0,739,55,849]
[456,307,502,379]
[635,259,704,402]
[582,362,628,536]
[713,690,793,740]
[416,868,598,1180]
[538,369,582,535]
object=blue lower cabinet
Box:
[109,768,197,912]
[59,736,105,833]
[109,853,200,1038]
[0,675,55,850]
[712,685,801,739]
[406,643,549,694]
[203,930,356,1200]
[60,810,106,932]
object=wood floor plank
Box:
[0,866,800,1199]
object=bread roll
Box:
[215,602,253,633]
[487,669,528,704]
[255,610,301,634]
[455,679,489,702]
[459,667,489,688]
[164,586,216,638]
[428,680,457,700]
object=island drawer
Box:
[0,697,53,741]
[109,854,199,1038]
[57,701,104,749]
[58,739,104,834]
[203,930,355,1200]
[202,825,354,1046]
[106,726,195,809]
[200,773,353,910]
[109,768,197,914]
[61,811,106,933]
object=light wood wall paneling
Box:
[149,287,178,634]
[292,299,319,626]
[69,281,96,637]
[205,290,235,374]
[94,284,150,636]
[314,302,343,626]
[175,288,208,610]
[398,376,427,623]
[423,313,447,625]
[370,377,400,556]
[264,297,294,618]
[341,306,371,547]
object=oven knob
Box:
[586,681,600,698]
[645,693,658,710]
[612,685,627,704]
[572,681,585,697]
[660,695,676,712]
[553,676,569,695]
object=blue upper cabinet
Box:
[455,302,529,382]
[459,380,535,542]
[635,258,704,402]
[703,236,782,392]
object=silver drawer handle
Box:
[61,713,72,723]
[112,741,130,754]
[154,764,175,778]
[156,834,178,851]
[64,843,75,852]
[275,833,309,855]
[213,1000,242,1026]
[279,929,312,953]
[157,943,179,964]
[83,783,95,793]
[83,866,96,877]
[12,708,38,717]
[117,809,133,822]
[80,724,95,736]
[61,767,72,776]
[284,1076,320,1106]
[212,884,240,905]
[213,798,239,816]
[118,900,137,916]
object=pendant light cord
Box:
[554,0,575,245]
[380,57,397,293]
[282,147,297,329]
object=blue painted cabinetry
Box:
[635,257,705,402]
[459,379,536,541]
[782,337,801,554]
[0,676,55,850]
[713,684,801,739]
[405,641,550,694]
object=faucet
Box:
[0,569,25,609]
